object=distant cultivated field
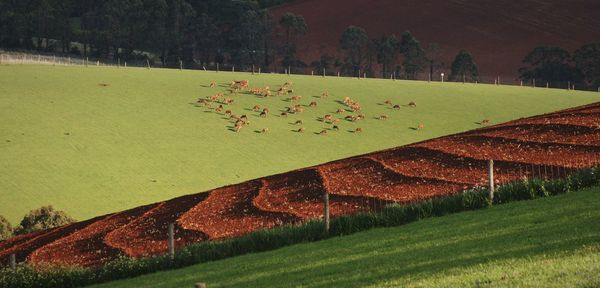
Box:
[0,64,598,223]
[90,186,600,288]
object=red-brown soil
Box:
[1,101,599,267]
[269,0,600,80]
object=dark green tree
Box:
[449,49,479,82]
[339,25,369,76]
[376,35,400,78]
[425,42,444,80]
[519,46,580,88]
[573,43,600,89]
[14,206,76,236]
[399,31,426,79]
[279,12,306,69]
[0,215,12,241]
[310,53,334,74]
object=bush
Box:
[0,216,11,241]
[13,206,75,236]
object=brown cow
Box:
[393,104,401,109]
[384,99,392,106]
[294,120,303,125]
[379,114,388,120]
[321,91,329,98]
[336,108,346,114]
[355,127,363,133]
[408,101,417,108]
[253,105,261,111]
[210,80,216,88]
[260,111,267,118]
[319,129,328,135]
[323,114,333,122]
[309,101,317,107]
[481,119,490,125]
[260,128,269,134]
[332,125,339,131]
[262,107,270,114]
[417,123,424,130]
[297,127,305,133]
[225,110,232,115]
[281,112,288,118]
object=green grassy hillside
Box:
[90,186,600,288]
[0,64,598,223]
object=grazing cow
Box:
[224,98,234,105]
[260,111,267,118]
[384,99,392,106]
[408,101,417,107]
[417,123,424,130]
[253,105,261,111]
[240,115,248,121]
[481,119,490,125]
[321,91,329,98]
[356,114,365,120]
[260,128,269,134]
[332,118,341,124]
[291,95,302,101]
[393,104,401,109]
[281,112,288,117]
[323,114,333,122]
[262,107,270,114]
[355,127,363,133]
[336,108,346,114]
[210,80,216,88]
[297,127,305,133]
[294,120,303,125]
[309,101,317,107]
[225,110,232,115]
[295,107,304,113]
[264,90,272,97]
[215,105,224,113]
[379,114,388,120]
[319,129,328,135]
[344,115,355,121]
[343,97,351,104]
[332,125,339,131]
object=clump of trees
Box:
[449,49,479,82]
[0,0,304,70]
[0,206,76,240]
[519,44,600,89]
[338,27,432,79]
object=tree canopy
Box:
[449,49,479,82]
[13,205,75,236]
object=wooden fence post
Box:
[323,190,330,233]
[168,223,175,260]
[10,253,16,270]
[488,160,495,203]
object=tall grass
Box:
[1,167,598,288]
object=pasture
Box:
[90,185,600,288]
[0,64,598,223]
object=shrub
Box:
[0,216,11,241]
[13,206,75,236]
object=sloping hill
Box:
[92,185,600,288]
[1,101,599,267]
[270,0,600,80]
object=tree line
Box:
[0,1,598,89]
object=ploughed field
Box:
[1,65,599,224]
[1,101,599,267]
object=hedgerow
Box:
[1,167,598,288]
